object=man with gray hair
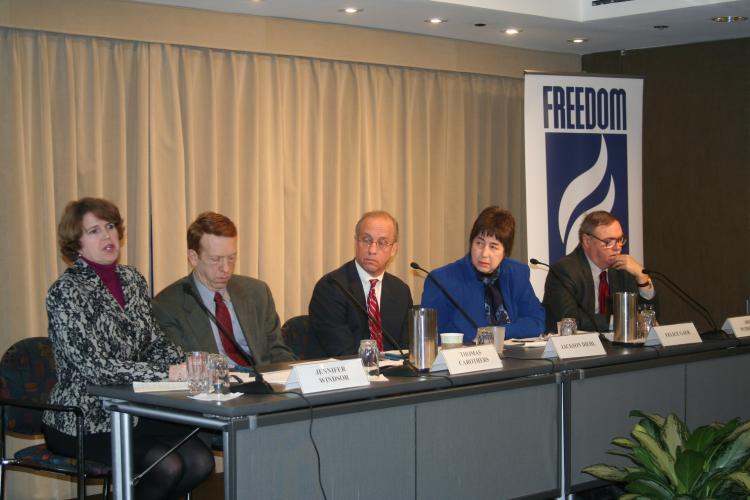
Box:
[309,210,413,356]
[543,210,656,332]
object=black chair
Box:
[0,337,110,500]
[281,315,327,360]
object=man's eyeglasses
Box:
[356,236,395,250]
[586,233,627,249]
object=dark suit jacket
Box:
[154,274,295,366]
[542,245,658,332]
[308,260,413,356]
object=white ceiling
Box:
[130,0,750,55]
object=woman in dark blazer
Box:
[421,206,545,342]
[42,197,213,499]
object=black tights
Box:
[43,419,214,500]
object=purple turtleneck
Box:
[81,256,126,309]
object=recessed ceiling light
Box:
[425,18,447,24]
[712,15,747,23]
[568,38,589,44]
[474,23,486,27]
[338,7,363,14]
[504,28,522,35]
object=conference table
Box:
[90,334,750,500]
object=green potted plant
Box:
[582,410,750,499]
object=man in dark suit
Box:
[543,210,656,332]
[154,212,294,366]
[309,211,413,356]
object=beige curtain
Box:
[149,45,525,319]
[0,25,525,348]
[1,24,524,498]
[0,28,150,498]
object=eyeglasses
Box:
[356,236,395,250]
[586,233,627,249]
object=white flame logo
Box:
[558,135,615,254]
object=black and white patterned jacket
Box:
[42,259,184,436]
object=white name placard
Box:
[285,359,369,394]
[722,316,750,338]
[430,345,503,374]
[644,322,702,347]
[542,333,606,359]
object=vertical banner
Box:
[524,73,644,298]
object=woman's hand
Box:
[168,363,187,382]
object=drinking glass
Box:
[186,351,208,395]
[475,328,495,346]
[560,317,577,336]
[358,339,380,377]
[207,354,230,395]
[637,304,657,340]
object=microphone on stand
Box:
[326,277,418,376]
[182,282,274,394]
[641,268,722,336]
[530,258,602,334]
[410,261,479,332]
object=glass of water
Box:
[476,327,495,346]
[207,354,230,395]
[559,317,577,336]
[186,351,208,394]
[637,304,657,339]
[358,339,380,377]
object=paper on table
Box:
[505,338,547,348]
[262,369,292,385]
[379,358,405,368]
[132,381,189,393]
[189,392,243,402]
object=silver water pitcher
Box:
[408,307,438,372]
[613,292,638,343]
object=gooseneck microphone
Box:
[530,258,602,334]
[641,268,721,335]
[181,282,274,394]
[326,277,418,376]
[410,261,479,331]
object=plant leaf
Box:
[613,437,638,449]
[632,429,678,487]
[625,478,674,499]
[630,410,666,428]
[635,421,663,443]
[684,425,717,452]
[725,419,750,442]
[630,446,659,471]
[581,464,628,482]
[607,449,636,461]
[624,469,673,488]
[673,448,705,493]
[662,414,686,459]
[709,429,750,471]
[726,471,750,492]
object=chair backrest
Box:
[281,315,326,360]
[0,337,57,435]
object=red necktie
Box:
[598,271,610,316]
[367,279,384,351]
[213,292,249,367]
